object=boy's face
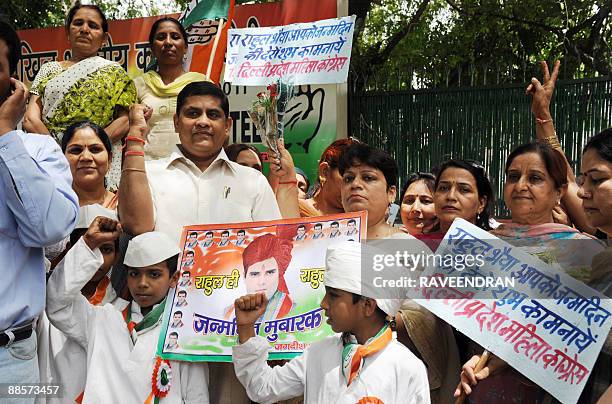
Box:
[320,287,363,333]
[127,261,178,309]
[90,240,117,283]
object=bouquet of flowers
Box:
[247,79,295,167]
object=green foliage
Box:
[353,0,612,88]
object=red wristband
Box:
[125,136,146,144]
[124,150,145,157]
[535,117,553,125]
[278,180,298,185]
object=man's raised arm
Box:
[118,104,155,235]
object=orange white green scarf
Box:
[341,324,392,386]
[122,299,171,404]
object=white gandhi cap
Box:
[75,204,117,230]
[324,240,405,317]
[124,231,180,267]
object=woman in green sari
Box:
[24,4,136,190]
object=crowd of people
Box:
[0,4,610,404]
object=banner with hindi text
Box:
[415,219,612,404]
[224,16,355,85]
[156,212,367,362]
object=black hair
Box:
[177,81,229,118]
[314,223,322,229]
[65,3,109,33]
[350,293,387,319]
[178,290,187,296]
[148,17,188,47]
[583,129,612,163]
[0,19,20,76]
[186,250,194,256]
[221,230,230,236]
[297,224,306,230]
[182,270,190,275]
[205,231,214,237]
[169,332,178,337]
[338,143,398,189]
[435,159,494,230]
[401,172,436,201]
[225,143,262,166]
[347,219,356,225]
[505,142,568,189]
[61,121,112,157]
[166,254,179,276]
[331,221,339,227]
[237,229,246,235]
[189,231,198,237]
[173,310,183,316]
[70,227,119,252]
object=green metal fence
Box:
[348,77,612,217]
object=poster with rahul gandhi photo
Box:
[157,211,367,362]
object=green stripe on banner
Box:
[181,0,230,28]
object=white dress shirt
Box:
[146,147,281,242]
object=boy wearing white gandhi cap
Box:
[46,229,209,403]
[232,241,430,404]
[39,205,122,404]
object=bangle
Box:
[278,180,297,185]
[125,136,146,144]
[539,135,561,149]
[122,168,146,174]
[536,117,553,125]
[124,150,145,157]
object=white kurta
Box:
[46,238,209,404]
[37,242,127,404]
[233,335,431,404]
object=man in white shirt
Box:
[119,81,281,242]
[120,81,281,403]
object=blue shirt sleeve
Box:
[0,131,78,247]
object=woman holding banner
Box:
[24,4,136,191]
[134,17,210,160]
[454,65,608,403]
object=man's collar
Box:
[165,146,237,175]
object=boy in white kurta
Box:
[232,241,430,404]
[46,221,208,403]
[38,204,125,404]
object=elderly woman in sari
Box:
[454,136,606,402]
[24,4,137,190]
